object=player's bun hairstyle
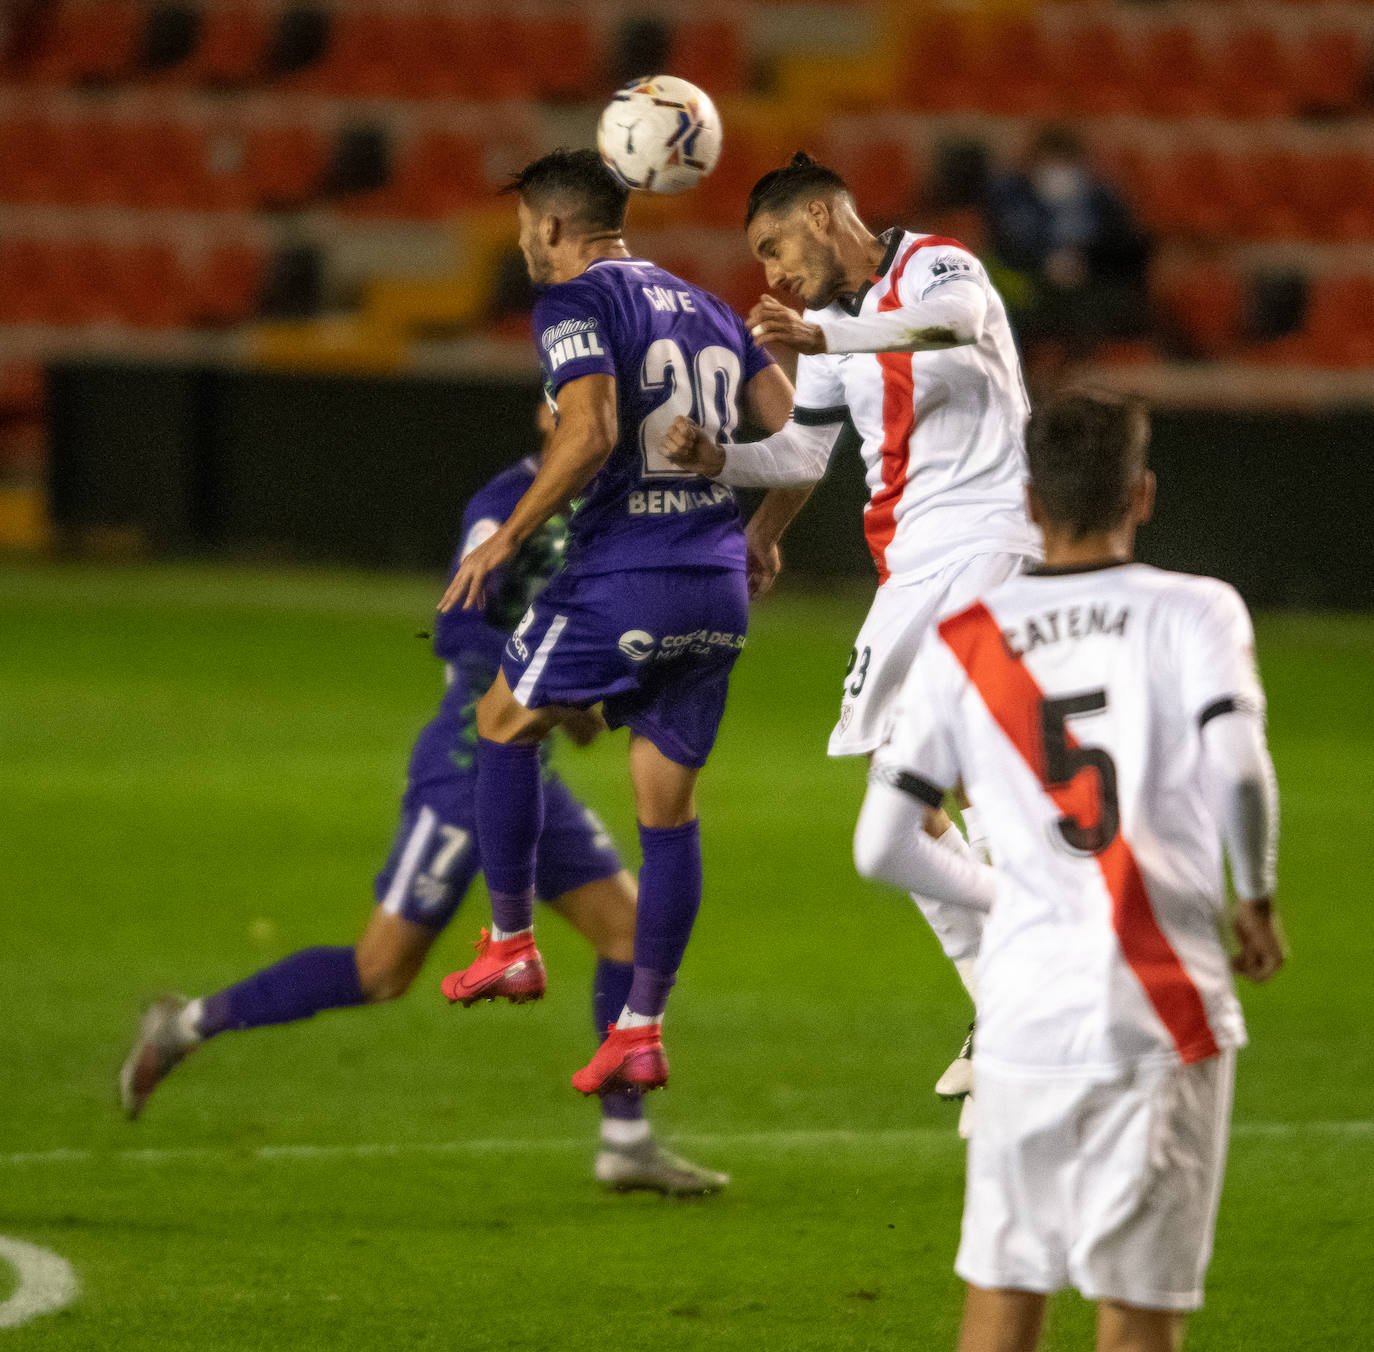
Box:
[745,151,850,227]
[1027,390,1151,539]
[504,148,629,234]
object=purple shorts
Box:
[372,770,622,931]
[501,566,749,769]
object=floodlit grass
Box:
[1,562,1370,1349]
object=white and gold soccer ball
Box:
[596,75,722,195]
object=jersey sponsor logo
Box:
[542,318,605,371]
[1001,604,1130,658]
[618,629,656,662]
[920,253,975,299]
[628,483,734,516]
[618,627,744,664]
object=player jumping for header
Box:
[663,152,1041,1109]
[854,389,1283,1352]
[437,150,793,1096]
[119,406,728,1195]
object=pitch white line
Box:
[0,1120,1369,1170]
[0,1237,78,1330]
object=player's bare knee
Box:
[359,963,413,1003]
[476,682,553,744]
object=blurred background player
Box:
[853,388,1284,1352]
[119,403,728,1197]
[437,150,794,1096]
[662,151,1040,1107]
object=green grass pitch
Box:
[1,562,1371,1349]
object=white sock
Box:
[960,804,991,864]
[490,924,532,943]
[600,1117,651,1147]
[935,826,981,1005]
[953,957,979,1007]
[177,998,205,1045]
[616,1006,663,1030]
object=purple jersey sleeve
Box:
[533,283,616,395]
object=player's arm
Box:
[659,408,840,487]
[853,770,997,911]
[740,362,811,596]
[1201,705,1284,982]
[1184,583,1285,982]
[748,277,987,355]
[440,373,616,612]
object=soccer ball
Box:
[596,76,722,195]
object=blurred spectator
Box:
[985,125,1152,360]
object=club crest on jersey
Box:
[542,317,605,371]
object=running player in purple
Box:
[119,405,729,1195]
[438,150,794,1096]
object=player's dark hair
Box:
[1026,390,1151,538]
[745,151,850,227]
[504,148,629,234]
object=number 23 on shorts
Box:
[845,645,871,697]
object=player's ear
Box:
[804,196,831,236]
[540,213,561,248]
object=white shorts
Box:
[956,1051,1235,1312]
[828,551,1032,757]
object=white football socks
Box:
[616,1007,663,1030]
[490,924,533,943]
[600,1117,651,1147]
[934,825,981,1006]
[176,998,205,1046]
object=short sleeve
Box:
[532,281,616,394]
[792,350,847,425]
[1178,581,1266,729]
[870,633,963,805]
[898,242,989,305]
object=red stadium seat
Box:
[670,20,748,98]
[1052,24,1136,117]
[182,6,273,87]
[1133,25,1218,119]
[1150,255,1243,359]
[899,14,979,113]
[381,129,487,219]
[193,242,266,326]
[1215,27,1297,119]
[1293,30,1367,117]
[242,124,328,209]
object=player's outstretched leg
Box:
[119,945,367,1119]
[120,914,436,1120]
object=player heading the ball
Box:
[437,149,794,1097]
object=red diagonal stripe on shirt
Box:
[938,601,1221,1065]
[862,236,970,585]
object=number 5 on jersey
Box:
[1041,691,1120,855]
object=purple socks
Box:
[626,819,702,1020]
[594,957,642,1122]
[475,737,544,933]
[198,945,364,1038]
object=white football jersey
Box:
[874,562,1266,1075]
[795,229,1040,586]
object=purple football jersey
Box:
[532,257,774,577]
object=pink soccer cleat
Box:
[440,928,546,1007]
[572,1023,669,1096]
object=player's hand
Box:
[744,523,782,598]
[1231,897,1285,983]
[661,415,726,477]
[559,704,608,747]
[747,295,826,355]
[438,529,518,612]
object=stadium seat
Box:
[182,5,273,87]
[242,124,329,209]
[1215,27,1297,119]
[1293,29,1368,116]
[898,14,979,113]
[1134,25,1218,119]
[669,19,748,98]
[192,242,266,326]
[1052,23,1136,117]
[1150,255,1243,359]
